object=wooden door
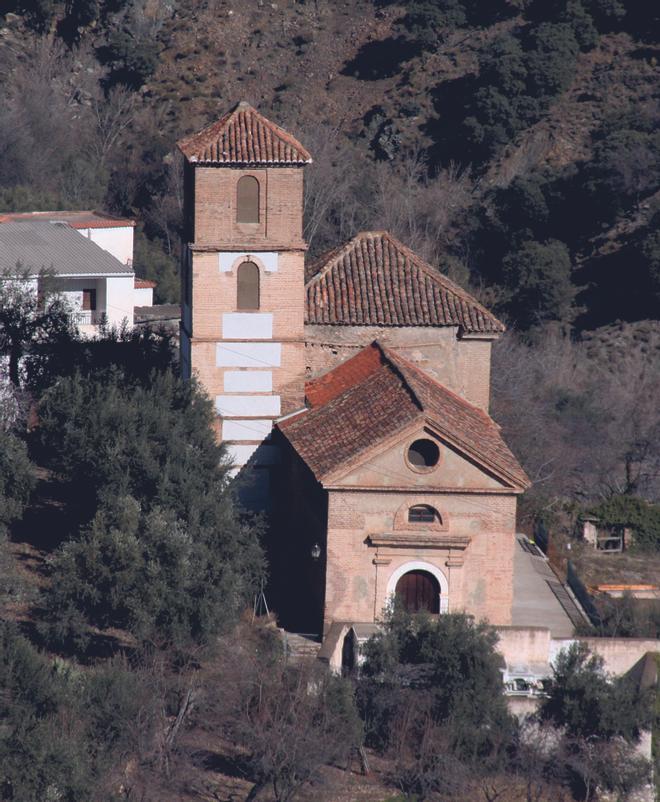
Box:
[82,288,97,311]
[395,570,440,614]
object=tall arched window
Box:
[237,175,260,223]
[237,261,260,310]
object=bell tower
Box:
[178,102,311,490]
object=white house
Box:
[0,209,136,264]
[0,211,157,336]
[0,220,136,335]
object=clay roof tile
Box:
[305,231,504,335]
[278,342,528,489]
[177,102,312,166]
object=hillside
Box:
[0,0,658,325]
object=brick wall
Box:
[193,165,305,249]
[323,489,518,632]
[187,163,308,450]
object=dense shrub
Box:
[0,622,166,801]
[37,368,264,648]
[133,232,179,304]
[358,610,512,766]
[540,641,652,740]
[501,238,574,327]
[589,494,660,551]
[0,429,34,533]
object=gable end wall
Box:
[305,325,494,411]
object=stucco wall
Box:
[323,488,517,633]
[76,226,134,266]
[105,275,135,328]
[305,325,495,411]
[134,286,153,305]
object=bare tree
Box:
[203,626,361,802]
[89,86,138,168]
[491,326,660,506]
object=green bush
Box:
[358,609,512,763]
[38,368,264,648]
[0,429,34,532]
[0,623,159,801]
[540,641,652,740]
[524,22,580,97]
[589,494,660,551]
[501,238,574,327]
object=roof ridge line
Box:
[305,234,366,284]
[178,102,312,165]
[374,341,425,414]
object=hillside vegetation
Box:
[0,0,658,328]
[1,0,659,515]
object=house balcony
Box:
[72,310,103,326]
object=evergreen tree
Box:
[358,609,512,763]
[501,239,574,328]
[540,641,651,740]
[38,368,264,649]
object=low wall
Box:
[496,626,552,666]
[496,626,660,677]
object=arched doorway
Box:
[395,570,440,614]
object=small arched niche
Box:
[237,261,260,310]
[237,175,260,224]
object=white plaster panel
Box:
[105,275,135,328]
[216,342,281,368]
[222,419,273,441]
[222,312,273,339]
[226,444,260,466]
[226,444,280,467]
[216,395,281,417]
[134,287,153,306]
[218,251,278,273]
[224,371,273,392]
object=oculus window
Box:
[407,438,440,470]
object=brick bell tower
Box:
[177,102,312,500]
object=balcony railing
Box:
[73,310,102,326]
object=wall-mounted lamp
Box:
[310,543,321,561]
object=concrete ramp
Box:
[511,535,585,638]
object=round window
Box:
[407,438,440,470]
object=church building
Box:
[177,102,530,642]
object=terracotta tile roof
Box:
[305,231,504,334]
[134,277,157,288]
[278,343,529,489]
[305,342,386,408]
[177,101,312,165]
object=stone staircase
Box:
[280,631,322,661]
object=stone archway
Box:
[386,560,449,613]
